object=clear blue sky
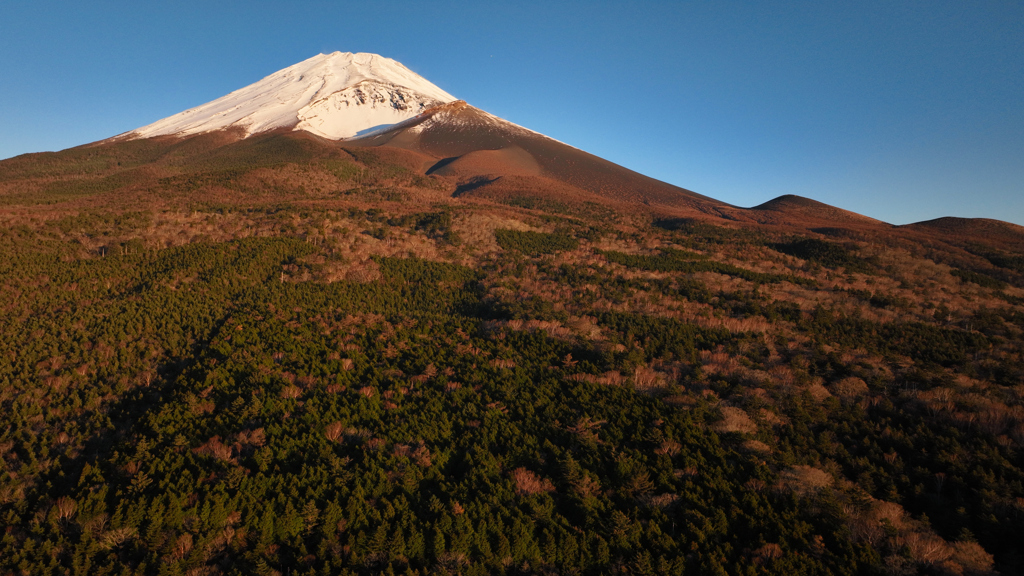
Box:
[2,1,1022,225]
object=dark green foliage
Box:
[772,238,874,274]
[597,311,737,364]
[383,210,461,245]
[840,288,911,310]
[602,247,707,269]
[805,307,988,367]
[495,229,579,254]
[499,195,573,214]
[769,385,1024,567]
[601,248,814,285]
[318,158,363,181]
[984,252,1024,274]
[653,218,760,244]
[952,268,1008,289]
[193,133,322,171]
[0,235,877,576]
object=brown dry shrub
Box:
[585,371,625,386]
[641,493,681,510]
[768,364,797,387]
[344,259,381,283]
[235,428,266,448]
[778,465,832,496]
[512,468,555,496]
[674,466,699,479]
[344,427,372,443]
[950,541,995,574]
[82,513,108,537]
[655,439,682,457]
[324,422,344,443]
[412,444,432,467]
[194,437,234,462]
[831,376,869,402]
[713,406,758,435]
[745,478,767,491]
[45,375,67,391]
[632,366,669,395]
[753,543,783,564]
[845,493,996,574]
[393,441,432,467]
[53,496,77,522]
[565,316,602,339]
[758,408,787,427]
[906,532,956,567]
[806,382,832,402]
[743,439,772,454]
[100,527,136,550]
[172,533,193,559]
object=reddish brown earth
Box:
[3,121,1020,257]
[348,101,725,212]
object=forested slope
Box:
[1,136,1023,575]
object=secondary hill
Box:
[711,194,892,231]
[900,217,1024,252]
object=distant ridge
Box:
[901,216,1024,235]
[901,217,1024,251]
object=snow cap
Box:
[128,52,457,140]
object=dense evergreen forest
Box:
[1,134,1023,575]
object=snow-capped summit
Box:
[126,52,457,140]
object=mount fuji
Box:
[104,52,1017,236]
[117,52,728,211]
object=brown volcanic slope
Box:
[6,103,1019,256]
[347,101,726,213]
[900,217,1024,253]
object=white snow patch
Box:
[126,52,457,140]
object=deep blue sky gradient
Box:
[1,1,1022,225]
